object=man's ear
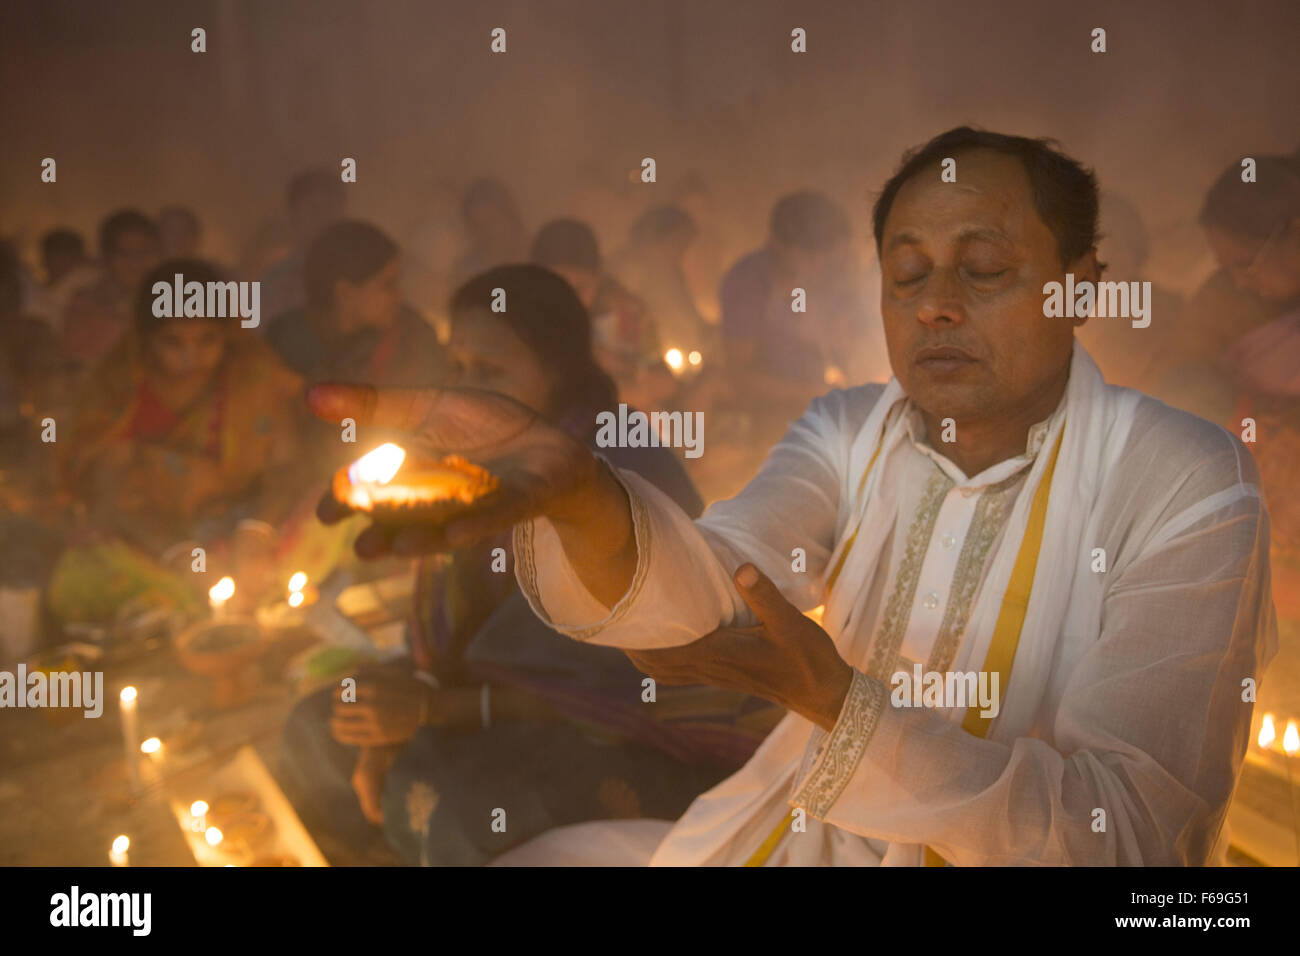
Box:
[1068,248,1101,328]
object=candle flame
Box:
[119,686,137,704]
[664,348,684,371]
[1259,713,1276,749]
[1284,720,1299,756]
[288,590,305,608]
[140,737,161,754]
[287,571,308,592]
[349,443,406,486]
[112,834,130,854]
[205,826,224,847]
[209,576,235,605]
[190,800,209,817]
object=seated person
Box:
[61,210,162,377]
[309,128,1277,866]
[49,259,321,623]
[266,219,453,393]
[281,264,780,865]
[530,217,675,414]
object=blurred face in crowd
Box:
[465,201,522,253]
[147,320,226,382]
[334,259,402,333]
[448,306,556,416]
[292,187,346,245]
[1205,221,1300,303]
[550,265,600,309]
[879,148,1089,427]
[43,248,84,284]
[159,211,201,259]
[774,236,852,287]
[108,230,162,294]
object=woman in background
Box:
[281,264,780,865]
[50,259,330,624]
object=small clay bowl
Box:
[331,452,499,523]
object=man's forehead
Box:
[883,150,1039,247]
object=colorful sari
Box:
[49,331,358,623]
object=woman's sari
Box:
[49,331,357,623]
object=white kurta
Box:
[501,345,1278,865]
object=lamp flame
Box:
[1284,720,1299,756]
[664,348,684,371]
[1259,713,1276,749]
[209,576,235,605]
[349,443,406,486]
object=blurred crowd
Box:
[0,151,1297,863]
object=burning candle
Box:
[119,686,142,795]
[288,571,308,593]
[109,834,130,867]
[664,348,685,375]
[209,576,235,620]
[1259,713,1277,749]
[1285,720,1299,757]
[190,800,209,832]
[205,826,224,848]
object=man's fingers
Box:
[317,488,354,525]
[733,563,804,633]
[307,383,439,431]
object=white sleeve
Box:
[512,387,878,648]
[788,443,1277,865]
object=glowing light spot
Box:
[349,443,406,486]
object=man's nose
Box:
[914,269,968,327]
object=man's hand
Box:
[307,383,639,607]
[625,563,853,732]
[308,384,603,558]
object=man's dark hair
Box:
[303,220,399,310]
[872,126,1101,267]
[770,191,851,251]
[41,229,86,264]
[531,218,601,272]
[98,209,159,259]
[1199,155,1300,240]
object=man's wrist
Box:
[810,659,855,733]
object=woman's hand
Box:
[331,673,433,747]
[351,745,400,825]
